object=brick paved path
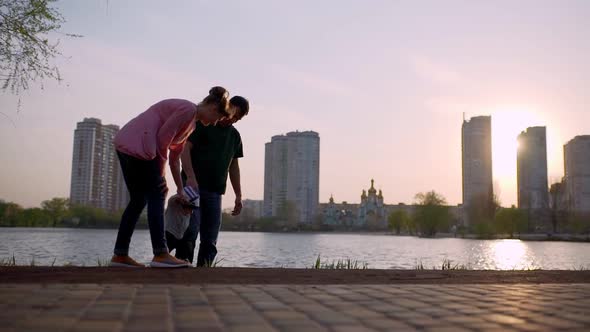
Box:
[1,284,589,331]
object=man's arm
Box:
[229,158,242,216]
[180,141,198,190]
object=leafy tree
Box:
[277,200,299,228]
[412,191,452,237]
[464,194,500,233]
[494,205,528,237]
[67,204,123,228]
[0,200,23,226]
[388,210,409,235]
[18,207,50,227]
[255,216,279,232]
[1,0,80,94]
[568,212,590,235]
[41,197,68,227]
[415,191,447,206]
[405,215,417,235]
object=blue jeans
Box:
[171,189,221,266]
[114,151,169,256]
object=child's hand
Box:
[174,194,189,205]
[181,205,193,216]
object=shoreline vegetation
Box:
[1,197,589,242]
[1,254,588,271]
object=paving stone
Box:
[329,325,378,332]
[276,325,328,332]
[0,283,589,332]
[442,315,488,325]
[483,313,528,325]
[525,314,585,329]
[424,327,471,332]
[69,320,123,332]
[362,318,417,330]
[510,323,556,331]
[309,311,359,325]
[337,307,385,319]
[262,310,308,321]
[224,324,276,332]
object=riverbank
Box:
[1,267,590,284]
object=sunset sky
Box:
[1,0,589,209]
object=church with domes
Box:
[357,179,386,228]
[320,179,391,229]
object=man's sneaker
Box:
[150,253,190,268]
[109,255,145,268]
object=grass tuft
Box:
[414,258,469,270]
[414,259,425,270]
[0,254,17,266]
[203,257,224,268]
[441,258,469,270]
[311,255,369,270]
[96,258,110,267]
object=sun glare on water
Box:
[490,239,533,270]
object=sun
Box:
[489,106,544,205]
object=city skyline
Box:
[62,116,590,215]
[0,1,589,210]
[1,114,589,210]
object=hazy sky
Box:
[1,0,589,209]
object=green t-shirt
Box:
[183,122,243,194]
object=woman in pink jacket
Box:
[111,87,232,268]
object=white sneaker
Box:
[150,253,190,268]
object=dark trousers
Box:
[167,190,222,266]
[114,151,169,256]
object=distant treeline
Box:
[0,198,147,229]
[2,196,588,238]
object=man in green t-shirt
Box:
[166,96,249,266]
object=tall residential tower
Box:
[563,136,590,212]
[517,127,549,209]
[462,116,493,224]
[263,131,320,223]
[69,118,128,212]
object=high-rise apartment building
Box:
[517,127,549,209]
[69,118,128,212]
[263,131,320,223]
[563,135,590,212]
[461,116,493,224]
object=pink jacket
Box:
[114,99,197,170]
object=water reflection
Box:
[1,228,589,269]
[490,239,533,270]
